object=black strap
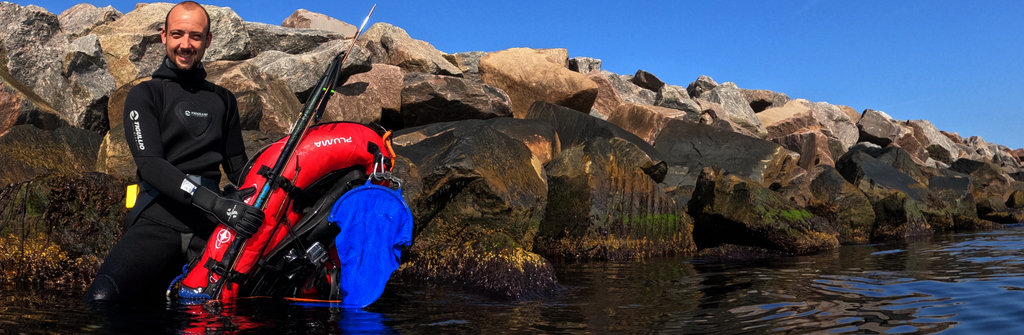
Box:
[258,165,304,199]
[204,258,248,283]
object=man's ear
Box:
[160,27,167,45]
[204,32,213,48]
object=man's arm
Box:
[124,82,196,205]
[221,92,248,184]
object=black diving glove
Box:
[191,186,263,239]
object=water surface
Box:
[4,225,1024,334]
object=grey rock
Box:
[686,75,718,98]
[245,21,347,55]
[808,101,858,152]
[63,34,116,133]
[451,51,488,84]
[58,4,122,39]
[248,39,371,102]
[203,5,253,62]
[699,82,768,138]
[857,109,906,147]
[742,88,789,113]
[654,85,701,121]
[0,3,73,123]
[906,119,961,164]
[568,57,601,74]
[358,22,462,76]
[601,71,655,105]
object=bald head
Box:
[161,1,213,70]
[165,1,210,35]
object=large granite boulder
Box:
[0,172,130,286]
[756,99,820,139]
[949,158,1017,221]
[568,56,601,74]
[807,101,859,153]
[630,69,665,92]
[391,119,556,298]
[0,125,103,186]
[602,71,655,105]
[835,150,934,240]
[686,75,718,99]
[205,60,301,133]
[907,119,962,164]
[857,109,906,147]
[399,72,512,128]
[245,22,347,55]
[537,137,694,261]
[64,34,117,133]
[804,165,875,243]
[479,48,597,117]
[280,9,356,37]
[0,3,73,124]
[357,22,461,76]
[697,82,768,138]
[653,85,702,122]
[105,76,149,130]
[927,173,999,230]
[247,39,371,102]
[772,129,835,170]
[0,68,71,136]
[653,121,799,188]
[58,4,122,40]
[689,167,840,254]
[321,63,403,126]
[448,51,487,84]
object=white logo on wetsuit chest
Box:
[184,110,208,118]
[130,110,145,150]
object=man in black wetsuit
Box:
[85,1,263,302]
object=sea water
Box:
[4,225,1024,334]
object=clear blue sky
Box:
[20,0,1024,149]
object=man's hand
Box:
[191,186,263,239]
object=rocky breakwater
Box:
[3,3,1023,299]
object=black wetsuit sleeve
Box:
[221,92,248,184]
[124,82,195,205]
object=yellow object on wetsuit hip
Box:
[126,184,139,209]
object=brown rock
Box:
[106,77,149,130]
[479,48,598,117]
[742,88,789,113]
[606,103,690,144]
[321,64,403,125]
[941,130,964,144]
[772,130,835,170]
[205,60,302,133]
[630,69,665,92]
[280,9,357,38]
[399,72,513,128]
[95,123,135,178]
[58,4,122,39]
[839,105,861,124]
[0,125,103,186]
[586,72,624,119]
[756,99,819,139]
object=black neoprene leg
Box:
[84,219,187,302]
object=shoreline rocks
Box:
[2,3,1023,300]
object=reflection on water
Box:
[4,226,1024,333]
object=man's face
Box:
[161,6,212,70]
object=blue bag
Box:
[327,178,413,308]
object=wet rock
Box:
[1007,190,1024,209]
[804,165,875,243]
[0,172,130,286]
[358,22,461,76]
[399,72,512,128]
[835,150,934,240]
[568,57,601,74]
[689,167,840,254]
[522,101,665,181]
[280,9,356,38]
[698,82,768,138]
[248,39,371,102]
[0,125,103,186]
[479,48,597,117]
[245,22,347,55]
[205,60,301,133]
[585,72,624,119]
[926,173,998,231]
[653,121,799,188]
[630,69,665,92]
[602,71,655,105]
[537,137,694,261]
[94,123,134,179]
[392,119,555,298]
[58,4,122,40]
[321,63,403,126]
[742,89,789,113]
